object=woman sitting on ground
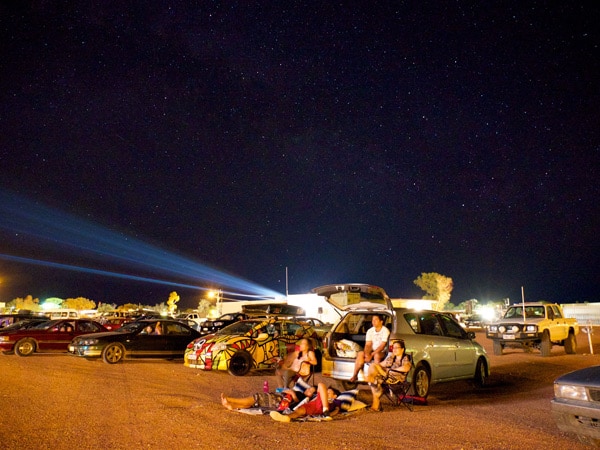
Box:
[275,338,318,388]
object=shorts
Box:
[253,392,282,409]
[303,396,324,416]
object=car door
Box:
[162,322,197,357]
[437,313,478,378]
[415,313,458,381]
[41,320,76,351]
[128,323,168,357]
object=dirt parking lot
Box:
[1,329,599,450]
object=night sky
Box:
[1,2,598,309]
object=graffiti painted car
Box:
[184,317,321,376]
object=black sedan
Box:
[68,319,201,364]
[552,365,600,446]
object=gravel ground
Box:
[1,329,599,450]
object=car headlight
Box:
[488,325,497,332]
[524,324,537,332]
[80,338,99,345]
[212,342,228,353]
[554,383,589,401]
[499,326,506,333]
[214,322,224,327]
[0,336,11,342]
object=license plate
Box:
[502,334,516,340]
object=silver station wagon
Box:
[317,283,490,397]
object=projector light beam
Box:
[0,191,283,299]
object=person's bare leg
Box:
[365,363,385,384]
[370,385,383,411]
[221,393,255,410]
[350,351,365,382]
[271,405,307,422]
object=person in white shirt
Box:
[349,314,390,383]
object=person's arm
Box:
[371,340,387,355]
[280,350,297,368]
[400,354,412,372]
[363,341,374,360]
[306,350,318,366]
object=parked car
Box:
[197,312,248,336]
[175,312,207,328]
[316,283,490,397]
[0,317,50,331]
[68,319,201,364]
[0,319,107,356]
[299,317,332,338]
[552,365,600,446]
[184,316,321,376]
[97,317,132,331]
[0,313,47,329]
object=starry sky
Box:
[0,2,598,309]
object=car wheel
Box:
[102,343,125,364]
[493,340,503,356]
[413,365,430,398]
[540,330,551,357]
[564,330,577,354]
[15,338,36,357]
[473,357,488,388]
[228,351,253,376]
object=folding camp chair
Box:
[291,361,315,386]
[380,355,414,411]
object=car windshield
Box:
[504,306,545,318]
[34,319,63,330]
[2,320,48,331]
[215,320,264,335]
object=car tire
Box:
[493,340,503,356]
[564,330,577,354]
[412,365,430,398]
[14,338,36,357]
[228,351,253,376]
[540,330,551,357]
[102,343,125,364]
[473,357,488,388]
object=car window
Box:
[216,320,261,335]
[78,321,101,333]
[438,314,466,338]
[413,313,442,336]
[550,305,563,319]
[403,313,420,333]
[164,322,191,335]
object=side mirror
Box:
[467,331,476,340]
